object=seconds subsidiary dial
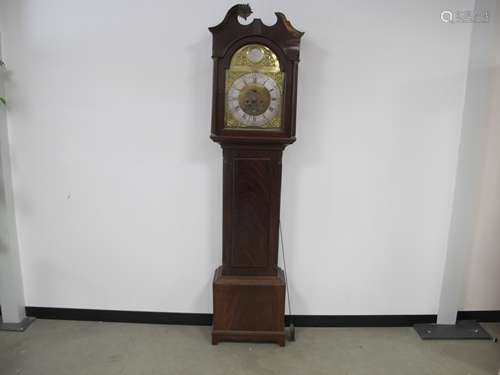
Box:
[227,72,281,127]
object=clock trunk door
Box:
[222,147,282,276]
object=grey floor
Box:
[0,320,499,375]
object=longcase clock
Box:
[209,4,303,346]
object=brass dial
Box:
[227,72,280,127]
[225,44,283,129]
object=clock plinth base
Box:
[212,330,285,346]
[212,266,286,346]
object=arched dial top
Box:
[229,44,281,72]
[225,44,284,130]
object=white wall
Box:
[0,0,478,315]
[437,0,498,323]
[0,32,27,322]
[463,2,500,311]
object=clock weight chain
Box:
[279,220,296,342]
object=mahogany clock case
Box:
[209,5,303,346]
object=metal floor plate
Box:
[0,317,35,332]
[414,320,493,340]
